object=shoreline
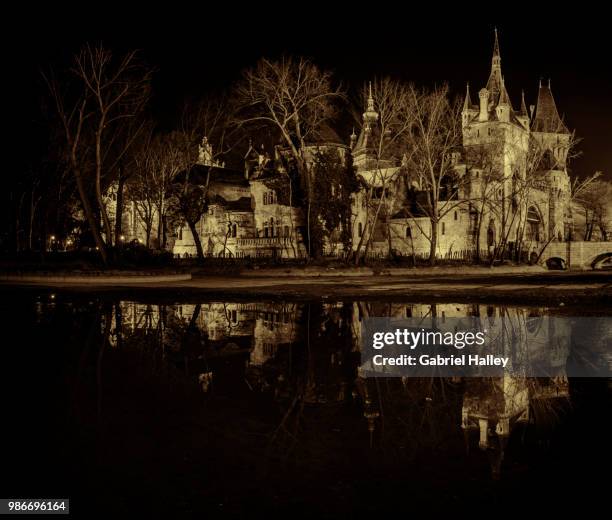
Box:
[1,270,610,307]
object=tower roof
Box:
[519,89,529,117]
[485,28,503,103]
[354,81,381,157]
[498,77,514,110]
[531,81,569,134]
[493,27,500,58]
[463,82,475,111]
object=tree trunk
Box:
[157,209,163,248]
[73,166,108,264]
[95,126,113,248]
[386,218,393,259]
[28,192,39,251]
[187,219,204,260]
[114,171,126,246]
[474,208,484,263]
[429,219,438,266]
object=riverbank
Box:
[234,264,548,277]
[0,270,191,284]
[2,269,610,306]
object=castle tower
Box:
[531,79,572,240]
[463,29,533,256]
[462,83,478,127]
[352,82,381,170]
[485,28,503,105]
[517,90,530,129]
[495,77,513,123]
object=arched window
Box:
[527,206,541,242]
[454,210,458,221]
[263,193,268,205]
[406,227,412,239]
[358,222,363,237]
[487,219,496,247]
[231,224,237,238]
[441,222,446,235]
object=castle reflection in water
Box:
[73,299,610,479]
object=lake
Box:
[2,291,611,515]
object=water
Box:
[2,292,611,515]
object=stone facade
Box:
[350,30,573,260]
[114,31,578,262]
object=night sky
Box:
[13,5,612,180]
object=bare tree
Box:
[351,78,416,263]
[573,174,611,241]
[111,118,154,246]
[136,131,187,249]
[128,145,157,247]
[43,44,151,263]
[74,44,151,248]
[463,128,506,262]
[403,85,464,265]
[233,56,343,257]
[495,130,581,263]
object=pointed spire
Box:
[362,80,379,124]
[493,27,500,58]
[519,89,529,117]
[463,82,473,111]
[367,81,374,112]
[486,28,503,100]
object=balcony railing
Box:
[236,237,297,247]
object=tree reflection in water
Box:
[10,294,611,514]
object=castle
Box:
[119,31,574,262]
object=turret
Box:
[363,82,379,129]
[479,88,489,122]
[462,82,477,127]
[495,77,511,123]
[531,78,569,134]
[352,81,381,169]
[532,78,571,170]
[517,90,530,129]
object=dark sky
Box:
[13,4,612,179]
